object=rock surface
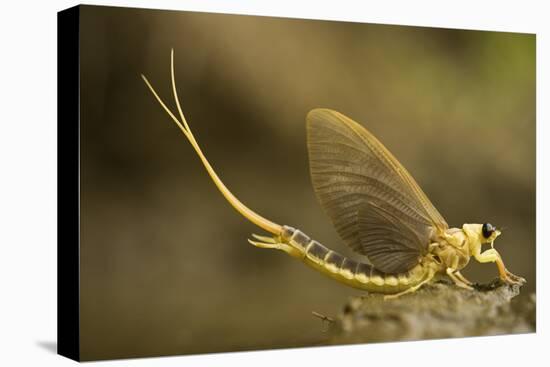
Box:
[323,279,535,345]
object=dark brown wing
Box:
[306,108,448,274]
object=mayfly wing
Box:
[306,109,448,274]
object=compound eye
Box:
[482,223,495,238]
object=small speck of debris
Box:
[312,311,335,332]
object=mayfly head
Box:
[482,222,501,249]
[462,222,502,252]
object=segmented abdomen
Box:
[280,225,425,294]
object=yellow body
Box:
[251,223,522,299]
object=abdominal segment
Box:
[281,225,426,294]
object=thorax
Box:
[429,228,471,271]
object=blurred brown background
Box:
[78,5,535,361]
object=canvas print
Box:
[58,4,536,362]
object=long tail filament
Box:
[141,49,282,235]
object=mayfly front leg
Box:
[474,248,526,285]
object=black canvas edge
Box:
[57,5,81,362]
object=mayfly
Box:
[141,50,525,299]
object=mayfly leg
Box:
[383,268,435,300]
[454,271,473,286]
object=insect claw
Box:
[505,269,526,284]
[248,237,280,249]
[251,233,277,243]
[501,271,526,285]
